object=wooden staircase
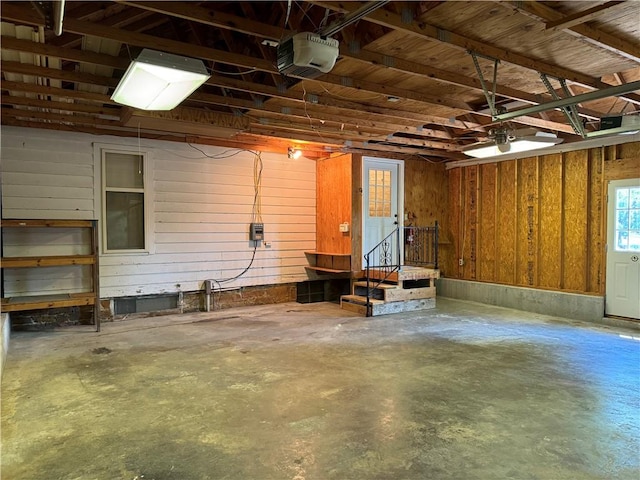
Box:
[341,266,439,316]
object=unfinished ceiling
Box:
[1,1,639,161]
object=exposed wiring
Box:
[206,150,263,289]
[208,67,259,76]
[252,151,263,225]
[301,82,331,143]
[186,143,257,159]
[318,83,383,102]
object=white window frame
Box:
[94,143,153,255]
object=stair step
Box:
[353,281,398,289]
[341,294,384,305]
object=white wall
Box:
[1,126,316,298]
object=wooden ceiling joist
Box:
[310,1,640,101]
[512,1,640,64]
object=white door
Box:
[362,158,403,267]
[606,178,640,319]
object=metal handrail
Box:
[362,222,439,316]
[363,227,401,316]
[404,221,439,268]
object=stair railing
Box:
[404,221,439,268]
[364,227,401,316]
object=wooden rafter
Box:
[310,1,640,103]
[545,1,625,30]
[512,1,640,64]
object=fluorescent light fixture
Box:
[463,131,563,158]
[111,49,210,110]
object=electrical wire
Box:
[208,67,259,76]
[186,143,258,159]
[205,151,263,295]
[319,83,384,102]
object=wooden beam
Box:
[1,95,120,115]
[0,80,116,104]
[0,117,333,155]
[113,1,569,123]
[310,1,640,99]
[1,3,472,112]
[545,1,625,30]
[118,1,284,40]
[513,1,640,64]
[1,107,122,127]
[1,60,120,88]
[0,60,477,143]
[0,36,129,70]
[121,0,543,108]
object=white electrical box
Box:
[339,222,349,233]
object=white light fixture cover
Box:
[463,131,563,158]
[111,49,210,110]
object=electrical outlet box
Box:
[459,258,464,266]
[250,222,264,241]
[339,222,349,233]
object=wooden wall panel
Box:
[496,160,517,284]
[537,154,562,289]
[516,157,538,287]
[448,168,463,278]
[604,143,640,180]
[350,154,363,271]
[316,153,352,254]
[588,148,604,293]
[563,150,589,291]
[463,166,478,279]
[404,158,450,274]
[478,163,497,282]
[447,141,638,295]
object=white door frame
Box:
[361,157,404,265]
[605,178,640,319]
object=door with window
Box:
[606,178,640,319]
[362,158,403,267]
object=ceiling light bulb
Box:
[288,147,302,159]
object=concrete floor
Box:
[2,298,639,480]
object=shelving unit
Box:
[1,219,100,332]
[304,251,352,274]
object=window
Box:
[102,150,147,252]
[368,169,392,217]
[614,186,640,252]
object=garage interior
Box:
[1,1,639,479]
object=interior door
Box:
[606,178,640,319]
[362,158,402,266]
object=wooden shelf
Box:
[1,293,96,312]
[1,219,100,331]
[1,255,96,268]
[1,219,94,228]
[305,266,351,274]
[305,251,352,275]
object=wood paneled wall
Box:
[447,142,640,295]
[316,153,353,254]
[404,158,450,273]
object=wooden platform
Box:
[359,266,440,283]
[341,266,439,316]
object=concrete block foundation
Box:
[436,278,605,323]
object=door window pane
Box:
[368,168,392,218]
[614,187,640,252]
